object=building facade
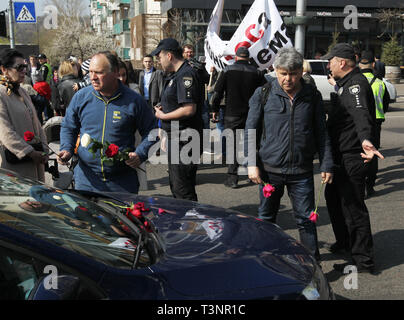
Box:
[90,0,404,64]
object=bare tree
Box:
[41,0,116,64]
[376,8,404,38]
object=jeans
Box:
[216,107,226,156]
[202,100,210,130]
[258,171,320,260]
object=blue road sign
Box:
[14,2,36,24]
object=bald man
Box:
[58,51,157,193]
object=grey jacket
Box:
[244,77,333,175]
[138,68,164,108]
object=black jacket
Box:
[138,68,164,108]
[245,77,333,175]
[211,60,266,118]
[58,74,80,109]
[327,67,376,158]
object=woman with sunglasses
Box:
[0,48,49,182]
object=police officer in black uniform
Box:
[322,43,384,274]
[151,38,203,201]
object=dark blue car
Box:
[0,169,333,300]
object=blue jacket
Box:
[60,81,157,192]
[244,77,333,175]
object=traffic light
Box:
[0,11,6,38]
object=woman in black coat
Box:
[57,60,80,116]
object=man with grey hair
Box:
[244,47,334,261]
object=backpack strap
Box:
[257,81,272,144]
[369,76,377,87]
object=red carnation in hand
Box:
[262,183,275,198]
[309,211,318,223]
[24,131,35,142]
[105,144,119,158]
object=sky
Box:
[0,0,90,17]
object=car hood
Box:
[105,193,317,298]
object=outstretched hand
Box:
[361,140,384,163]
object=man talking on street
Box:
[322,43,384,274]
[152,38,203,201]
[245,47,333,261]
[58,51,156,193]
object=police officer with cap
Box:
[151,38,203,201]
[322,43,384,274]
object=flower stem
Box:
[314,182,325,213]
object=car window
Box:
[0,246,40,299]
[0,173,152,269]
[0,245,105,300]
[309,61,328,76]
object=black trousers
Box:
[325,153,374,268]
[224,115,247,178]
[366,120,382,189]
[167,136,200,202]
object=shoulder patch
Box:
[183,77,193,89]
[349,84,360,95]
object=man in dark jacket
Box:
[244,47,333,261]
[138,55,164,109]
[211,46,265,188]
[322,43,384,274]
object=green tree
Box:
[381,36,403,66]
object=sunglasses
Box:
[11,64,28,72]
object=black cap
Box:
[151,38,182,56]
[321,43,355,61]
[236,46,250,58]
[37,53,47,59]
[359,50,374,64]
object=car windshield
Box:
[0,171,145,269]
[309,61,328,76]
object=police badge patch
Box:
[183,77,193,88]
[349,85,360,95]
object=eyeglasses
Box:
[11,64,28,72]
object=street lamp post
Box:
[294,0,306,55]
[8,0,15,48]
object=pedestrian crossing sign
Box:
[14,2,36,24]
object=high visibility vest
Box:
[44,62,52,84]
[363,72,385,120]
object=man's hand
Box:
[321,172,333,184]
[248,166,263,185]
[361,139,384,163]
[154,105,165,120]
[125,152,141,169]
[57,150,72,166]
[72,83,79,92]
[211,112,218,123]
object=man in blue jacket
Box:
[244,47,333,261]
[58,51,156,193]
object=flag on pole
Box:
[204,0,293,72]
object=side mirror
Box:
[29,275,81,300]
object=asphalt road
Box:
[138,82,404,300]
[44,82,404,300]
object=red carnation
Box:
[263,183,275,198]
[105,144,119,158]
[24,131,35,142]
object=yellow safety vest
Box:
[363,72,385,120]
